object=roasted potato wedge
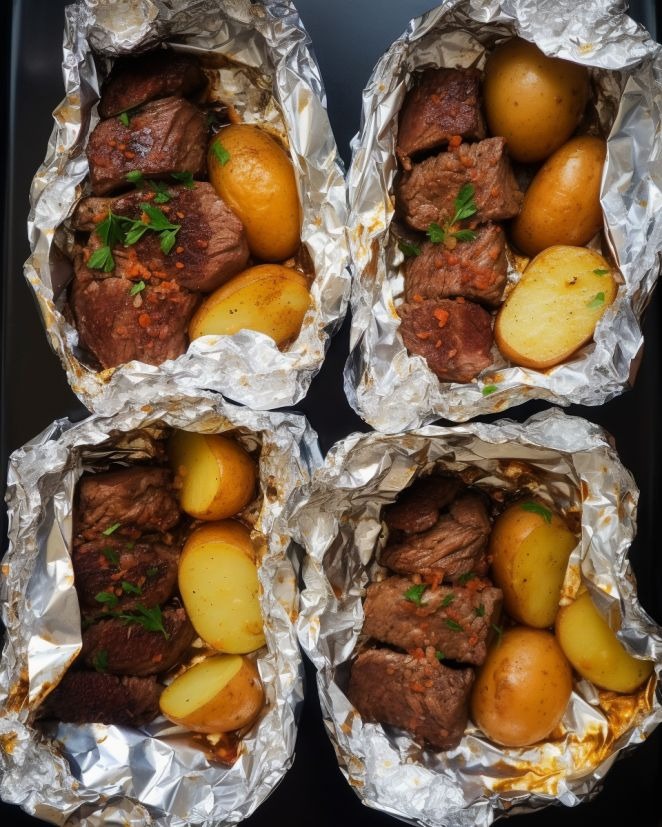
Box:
[160,654,264,733]
[179,521,266,654]
[169,430,256,521]
[494,245,617,369]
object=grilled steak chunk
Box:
[397,68,485,169]
[363,577,502,665]
[348,648,473,751]
[75,468,180,540]
[81,603,195,676]
[41,672,161,726]
[87,97,207,195]
[73,183,249,292]
[384,476,461,536]
[381,493,491,581]
[404,224,507,307]
[98,51,206,118]
[397,138,523,231]
[398,298,493,383]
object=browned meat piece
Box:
[397,138,523,231]
[381,493,491,581]
[72,183,249,292]
[348,648,473,751]
[81,603,195,676]
[87,97,207,195]
[363,578,502,666]
[41,672,161,726]
[75,468,180,540]
[384,476,461,536]
[398,298,493,383]
[397,68,486,169]
[70,259,198,369]
[72,539,179,613]
[404,224,507,307]
[98,51,206,118]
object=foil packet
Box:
[290,409,662,826]
[0,390,321,825]
[344,0,662,430]
[25,0,349,414]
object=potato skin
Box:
[471,627,573,747]
[208,124,301,261]
[511,136,606,257]
[489,500,577,628]
[484,38,589,164]
[494,245,617,369]
[556,592,654,693]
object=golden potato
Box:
[169,430,256,521]
[511,136,606,257]
[483,38,590,163]
[556,592,653,693]
[494,245,617,369]
[189,264,310,347]
[489,499,577,628]
[471,627,573,747]
[208,124,301,261]
[179,521,266,654]
[160,654,264,733]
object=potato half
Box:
[489,499,577,628]
[556,592,653,693]
[494,245,617,369]
[189,263,311,348]
[179,521,266,653]
[160,654,264,733]
[169,430,256,521]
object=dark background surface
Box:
[2,1,661,825]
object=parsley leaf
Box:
[101,547,119,566]
[452,183,477,222]
[92,649,109,672]
[126,170,143,185]
[121,581,142,595]
[398,239,421,258]
[587,292,605,309]
[457,571,476,585]
[404,583,428,606]
[434,650,446,661]
[148,180,171,204]
[102,522,121,536]
[140,203,180,231]
[171,171,195,188]
[475,603,486,617]
[451,229,477,243]
[87,245,115,273]
[491,623,504,645]
[426,222,446,244]
[445,618,464,632]
[593,268,609,276]
[160,229,178,255]
[482,384,498,396]
[124,221,150,246]
[118,604,169,638]
[146,566,159,578]
[441,593,456,608]
[118,111,130,127]
[96,210,129,248]
[129,280,146,296]
[95,591,118,609]
[521,501,552,524]
[212,139,231,166]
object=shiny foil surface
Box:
[344,0,662,430]
[290,409,662,825]
[0,390,321,825]
[25,0,349,414]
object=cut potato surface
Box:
[495,245,617,369]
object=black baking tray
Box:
[1,2,661,825]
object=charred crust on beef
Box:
[384,476,461,536]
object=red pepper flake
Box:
[140,212,150,223]
[176,211,185,219]
[416,331,431,341]
[412,648,425,660]
[435,339,442,349]
[449,134,462,148]
[108,139,117,148]
[433,308,449,328]
[138,313,151,328]
[124,151,135,160]
[456,296,465,304]
[118,143,126,152]
[175,262,185,270]
[410,681,426,694]
[195,239,209,249]
[175,246,184,254]
[491,186,500,198]
[468,635,478,646]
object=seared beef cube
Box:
[73,183,249,292]
[81,603,195,676]
[381,493,491,581]
[384,476,461,536]
[76,468,180,540]
[363,577,502,665]
[404,223,507,307]
[72,539,179,613]
[71,261,198,369]
[98,51,206,118]
[87,97,207,195]
[397,68,485,169]
[348,648,473,751]
[398,298,493,383]
[397,138,523,231]
[41,672,161,726]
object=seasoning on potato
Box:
[169,430,256,521]
[494,245,617,369]
[556,592,654,693]
[160,654,264,733]
[483,38,590,164]
[471,627,573,747]
[189,263,311,347]
[208,124,302,261]
[178,520,266,654]
[511,136,606,257]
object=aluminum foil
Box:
[0,389,322,826]
[25,0,349,414]
[344,0,662,430]
[289,408,662,826]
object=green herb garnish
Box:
[426,222,446,244]
[148,180,171,204]
[146,566,159,579]
[212,139,231,166]
[593,268,609,276]
[398,239,421,258]
[92,649,108,673]
[126,170,143,185]
[587,292,605,309]
[451,228,477,242]
[521,501,552,524]
[482,384,498,397]
[118,604,169,639]
[101,547,119,566]
[89,205,181,273]
[457,571,476,585]
[171,171,195,188]
[434,651,446,661]
[445,618,463,632]
[440,593,455,608]
[426,183,478,246]
[102,522,121,536]
[87,245,115,273]
[475,603,486,618]
[159,228,178,255]
[491,623,504,645]
[121,581,142,595]
[95,591,118,609]
[404,583,428,607]
[118,111,130,127]
[129,280,146,296]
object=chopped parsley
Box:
[101,547,119,566]
[121,581,142,595]
[129,280,146,296]
[118,604,169,638]
[212,139,231,166]
[521,501,552,524]
[434,650,446,661]
[94,591,118,609]
[404,583,428,606]
[593,268,609,276]
[87,245,115,273]
[118,111,130,127]
[426,222,446,244]
[148,180,172,204]
[587,292,605,309]
[475,603,486,617]
[171,171,196,188]
[102,522,121,536]
[440,593,456,608]
[425,183,478,246]
[92,649,109,673]
[146,566,159,579]
[126,170,143,184]
[159,228,178,255]
[452,228,477,243]
[398,239,421,258]
[457,571,476,585]
[482,384,498,396]
[444,618,464,632]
